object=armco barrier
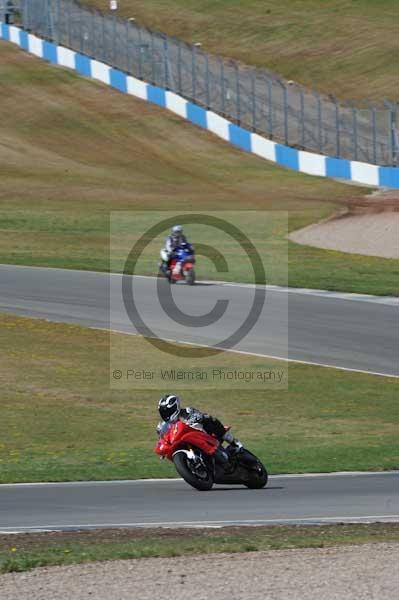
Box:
[1,22,398,189]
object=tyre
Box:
[244,462,268,489]
[173,451,213,491]
[158,263,169,279]
[186,268,195,286]
[236,449,268,489]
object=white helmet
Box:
[172,225,183,235]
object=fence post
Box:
[150,31,155,84]
[101,9,107,63]
[112,13,117,66]
[54,0,60,44]
[284,83,288,145]
[177,40,182,94]
[220,58,225,115]
[21,0,28,30]
[386,100,399,164]
[26,0,30,31]
[125,19,130,73]
[192,44,196,100]
[163,35,169,89]
[205,53,210,109]
[137,27,143,80]
[314,91,322,153]
[393,103,399,164]
[332,97,340,158]
[90,8,95,59]
[28,0,32,31]
[235,63,241,124]
[19,0,24,29]
[299,86,305,148]
[79,3,83,52]
[21,0,26,30]
[370,105,377,165]
[352,104,358,161]
[277,80,288,145]
[394,116,399,164]
[267,77,273,138]
[67,0,72,48]
[251,69,256,131]
[46,0,52,40]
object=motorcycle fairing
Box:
[155,420,219,461]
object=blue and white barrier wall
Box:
[1,22,398,189]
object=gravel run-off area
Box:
[1,543,399,600]
[290,212,399,259]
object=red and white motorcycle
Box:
[155,420,268,491]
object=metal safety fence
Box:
[11,0,399,165]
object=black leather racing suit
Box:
[165,233,188,256]
[179,407,234,469]
[178,407,227,441]
[160,233,189,274]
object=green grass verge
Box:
[87,0,399,102]
[1,43,399,295]
[1,314,398,483]
[1,524,399,573]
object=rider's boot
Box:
[223,431,243,454]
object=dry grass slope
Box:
[86,0,399,102]
[1,41,399,294]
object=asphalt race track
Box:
[1,473,399,532]
[0,264,398,376]
[1,264,399,531]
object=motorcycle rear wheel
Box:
[173,452,213,491]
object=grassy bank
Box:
[1,42,399,294]
[1,524,399,573]
[87,0,399,103]
[1,314,398,483]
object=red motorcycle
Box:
[155,420,268,491]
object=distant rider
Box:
[157,394,242,471]
[160,225,190,276]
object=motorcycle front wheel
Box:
[173,452,213,491]
[185,268,195,285]
[236,449,268,489]
[244,460,268,489]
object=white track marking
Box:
[1,515,399,533]
[0,479,181,488]
[1,471,398,488]
[131,275,399,307]
[271,470,399,478]
[2,264,399,306]
[105,327,399,379]
[113,272,399,307]
[2,264,398,376]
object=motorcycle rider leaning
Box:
[157,394,242,471]
[160,225,189,276]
